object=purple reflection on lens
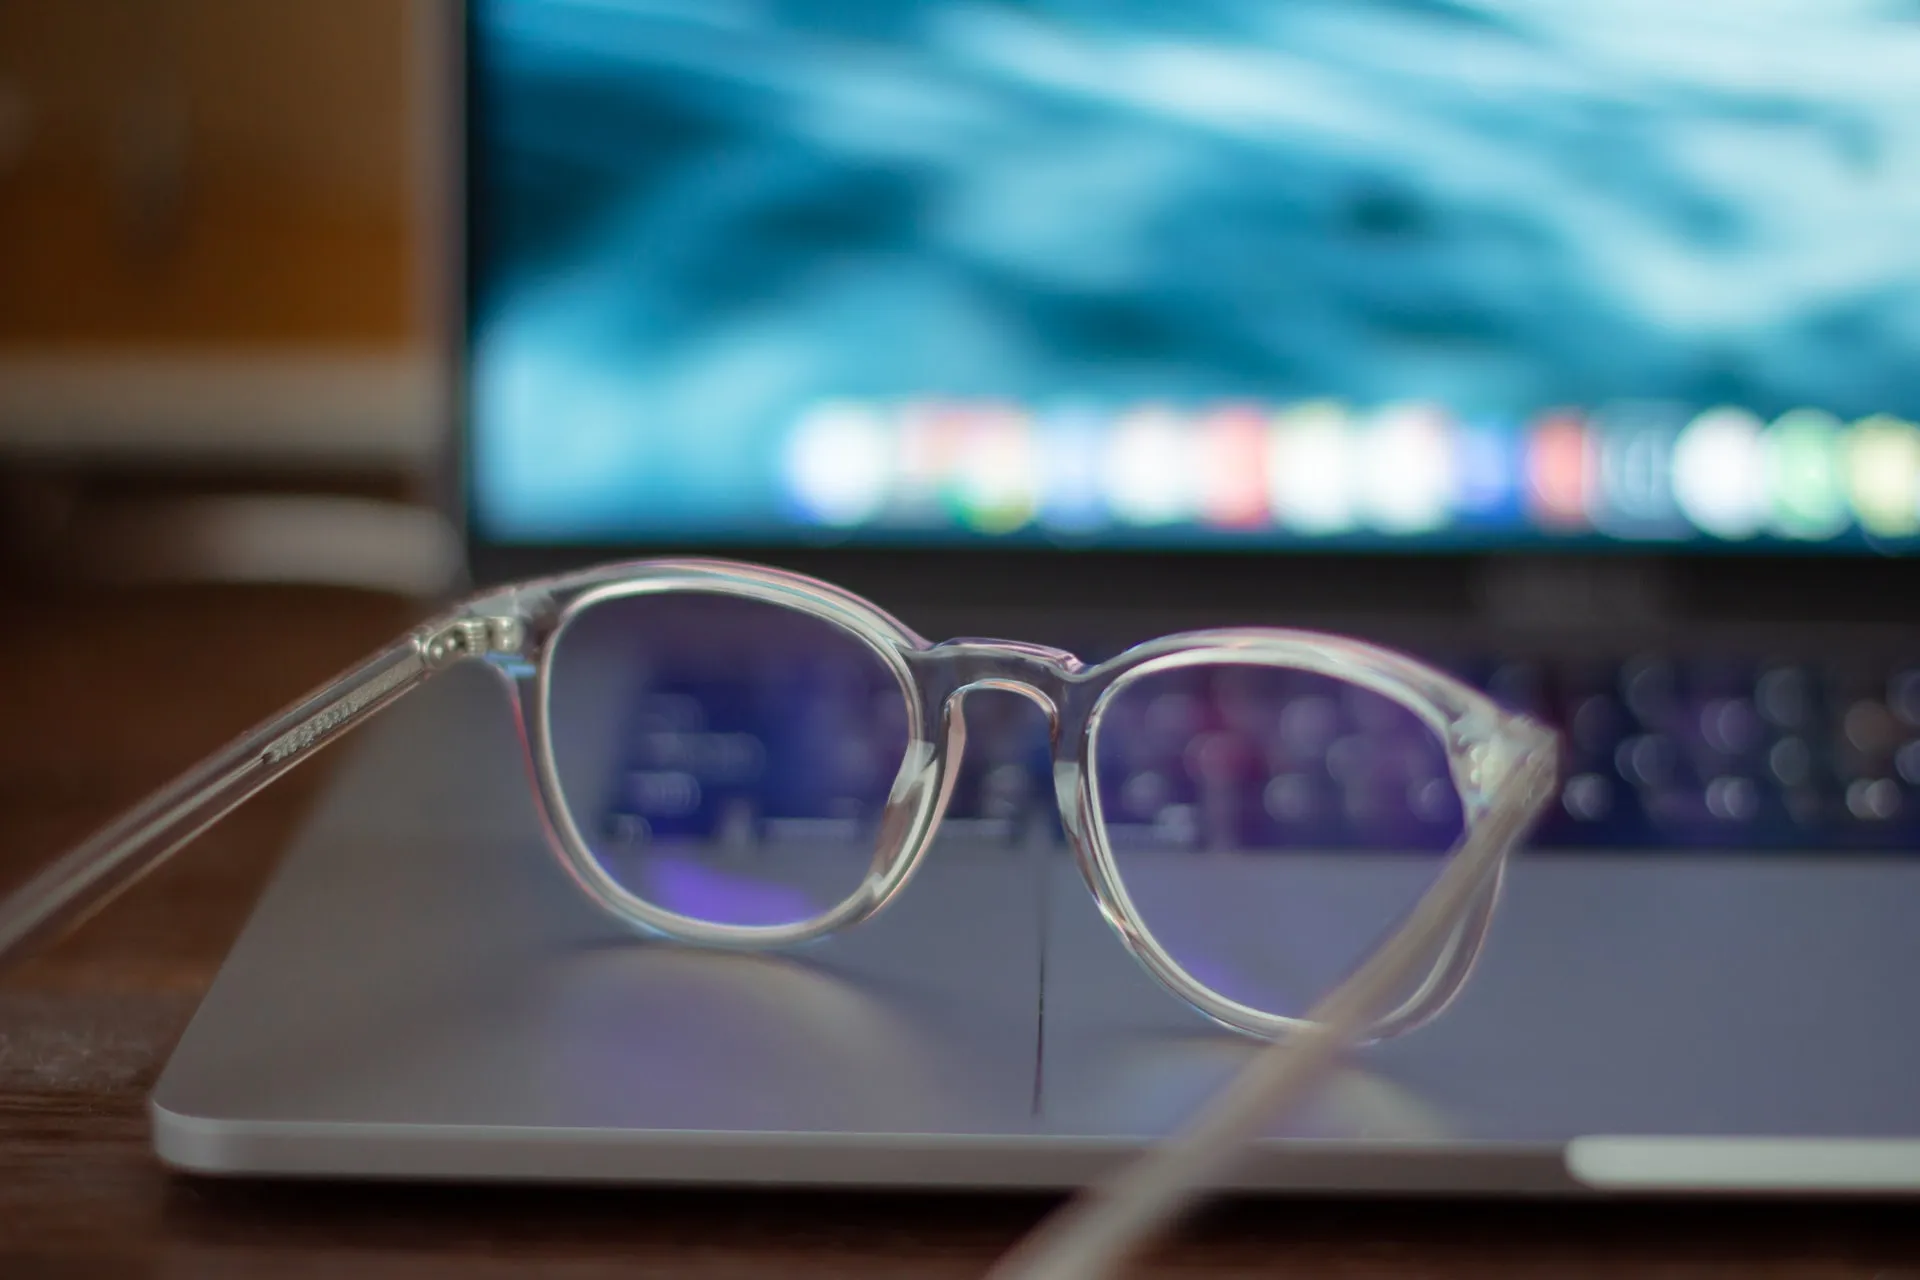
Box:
[641,854,820,928]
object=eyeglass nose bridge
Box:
[907,638,1085,745]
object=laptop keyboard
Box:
[1461,656,1919,850]
[913,653,1920,852]
[604,653,1920,854]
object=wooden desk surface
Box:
[3,582,1919,1277]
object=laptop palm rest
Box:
[153,664,1920,1192]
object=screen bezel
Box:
[447,1,1919,631]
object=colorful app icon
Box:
[784,401,893,528]
[1103,405,1192,526]
[1196,404,1271,529]
[1590,401,1687,539]
[1035,405,1107,534]
[954,404,1036,534]
[1268,400,1355,535]
[1764,408,1848,540]
[1357,401,1455,535]
[1845,414,1920,539]
[1672,406,1767,539]
[1454,415,1522,525]
[893,400,965,521]
[1523,410,1591,531]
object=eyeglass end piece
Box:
[423,614,527,669]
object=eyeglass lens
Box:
[1091,664,1461,1019]
[546,591,911,928]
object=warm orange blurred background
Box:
[0,2,450,589]
[0,0,415,350]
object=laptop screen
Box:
[465,1,1920,555]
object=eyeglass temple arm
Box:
[0,614,505,970]
[987,740,1557,1280]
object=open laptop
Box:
[151,1,1920,1193]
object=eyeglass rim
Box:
[523,564,939,951]
[508,557,1556,1042]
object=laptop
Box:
[151,1,1920,1193]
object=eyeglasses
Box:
[0,557,1557,1272]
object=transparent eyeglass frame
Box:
[0,556,1558,1047]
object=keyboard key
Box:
[1891,670,1920,727]
[1562,772,1613,822]
[1785,787,1825,828]
[1621,658,1677,726]
[1616,733,1677,788]
[1756,666,1812,730]
[1700,697,1762,756]
[1704,775,1760,823]
[1897,740,1920,786]
[1843,699,1898,756]
[1768,736,1814,789]
[1275,694,1339,759]
[1263,773,1318,824]
[1846,777,1902,822]
[1570,695,1624,756]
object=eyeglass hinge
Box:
[422,615,527,669]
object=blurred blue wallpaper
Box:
[467,0,1920,548]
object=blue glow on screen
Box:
[468,0,1920,550]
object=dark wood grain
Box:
[3,583,1919,1277]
